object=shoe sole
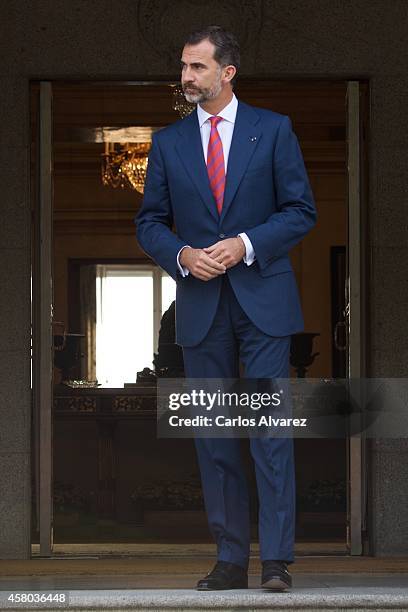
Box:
[261,576,291,591]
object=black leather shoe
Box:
[196,561,248,590]
[261,560,292,591]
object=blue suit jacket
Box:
[136,100,317,347]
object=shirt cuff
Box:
[177,245,191,277]
[238,233,256,266]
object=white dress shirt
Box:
[177,93,255,276]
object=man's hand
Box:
[204,237,246,269]
[179,247,227,281]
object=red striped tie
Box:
[207,116,225,215]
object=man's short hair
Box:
[184,25,240,85]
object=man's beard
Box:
[182,74,222,104]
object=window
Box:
[95,265,176,388]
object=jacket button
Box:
[219,233,226,238]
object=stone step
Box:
[2,587,407,611]
[2,557,408,610]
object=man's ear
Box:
[223,65,236,84]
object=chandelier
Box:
[101,86,195,194]
[101,142,150,195]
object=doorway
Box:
[31,79,368,557]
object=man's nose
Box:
[182,66,194,81]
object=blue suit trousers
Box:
[182,274,296,569]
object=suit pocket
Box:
[259,257,293,277]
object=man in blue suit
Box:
[136,25,316,591]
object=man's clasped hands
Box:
[180,236,246,281]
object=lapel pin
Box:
[250,136,257,142]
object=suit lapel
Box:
[175,109,219,222]
[174,102,262,224]
[220,101,262,223]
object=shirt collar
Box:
[197,93,238,128]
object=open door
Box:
[346,81,367,555]
[32,81,54,556]
[30,79,363,555]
